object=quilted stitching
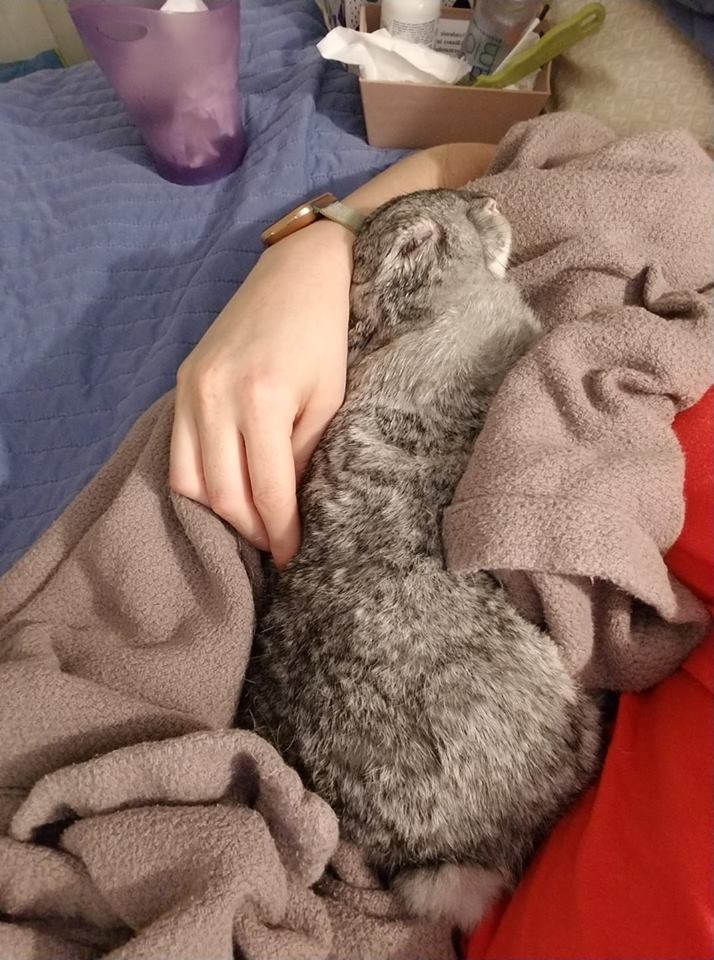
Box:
[0,0,403,573]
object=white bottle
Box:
[380,0,441,49]
[462,0,542,77]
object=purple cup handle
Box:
[96,20,150,42]
[70,0,245,185]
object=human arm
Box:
[169,142,497,568]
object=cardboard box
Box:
[358,5,551,149]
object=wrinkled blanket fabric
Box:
[1,113,712,959]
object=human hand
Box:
[169,220,353,568]
[169,145,494,567]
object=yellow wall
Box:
[0,0,89,65]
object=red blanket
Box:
[467,387,714,960]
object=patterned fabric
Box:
[549,0,714,149]
[0,0,402,575]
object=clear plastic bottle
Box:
[380,0,441,49]
[462,0,542,77]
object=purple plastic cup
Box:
[69,0,245,185]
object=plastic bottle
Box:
[462,0,542,77]
[380,0,441,49]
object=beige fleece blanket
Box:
[1,113,712,959]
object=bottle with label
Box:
[461,0,541,77]
[380,0,441,49]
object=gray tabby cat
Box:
[240,189,601,930]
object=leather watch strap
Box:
[261,193,364,246]
[315,200,364,234]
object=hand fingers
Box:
[242,410,300,570]
[195,410,270,551]
[169,401,210,507]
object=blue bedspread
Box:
[659,0,714,64]
[0,0,402,574]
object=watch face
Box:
[260,193,337,246]
[260,205,316,246]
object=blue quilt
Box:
[0,0,402,575]
[658,0,714,64]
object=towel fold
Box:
[0,113,712,958]
[445,115,714,690]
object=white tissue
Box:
[317,26,471,84]
[160,0,208,12]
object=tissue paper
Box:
[160,0,208,11]
[317,26,471,84]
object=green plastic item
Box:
[471,2,606,90]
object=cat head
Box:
[349,188,512,359]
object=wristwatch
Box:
[260,193,364,246]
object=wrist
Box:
[260,216,354,275]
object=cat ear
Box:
[469,196,498,217]
[377,217,443,284]
[467,196,511,278]
[399,217,441,257]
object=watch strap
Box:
[260,193,364,247]
[314,199,364,235]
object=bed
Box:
[0,0,402,575]
[1,4,713,958]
